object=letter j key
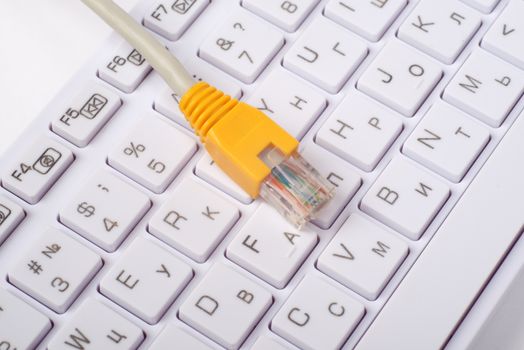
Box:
[357,40,442,117]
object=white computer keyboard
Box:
[1,0,524,349]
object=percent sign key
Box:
[108,117,198,193]
[124,142,145,158]
[123,141,166,175]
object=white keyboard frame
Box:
[1,0,523,349]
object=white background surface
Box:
[1,1,524,349]
[0,0,139,157]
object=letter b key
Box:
[361,157,449,240]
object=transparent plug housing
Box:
[259,149,335,229]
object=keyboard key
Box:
[403,101,490,182]
[199,9,284,83]
[460,0,500,13]
[1,137,74,204]
[317,214,408,300]
[179,263,272,349]
[251,336,292,350]
[271,274,365,350]
[108,116,197,193]
[8,228,102,313]
[99,236,193,324]
[443,49,524,127]
[283,16,368,93]
[482,0,524,70]
[148,178,239,262]
[316,91,403,171]
[144,0,210,41]
[0,195,25,245]
[397,0,481,64]
[195,153,253,204]
[59,171,151,252]
[0,288,52,349]
[48,298,144,350]
[361,157,450,240]
[226,204,318,288]
[51,83,122,147]
[324,0,407,41]
[243,0,319,32]
[300,143,361,229]
[149,324,213,350]
[245,69,326,139]
[357,40,443,117]
[154,58,242,130]
[98,41,152,93]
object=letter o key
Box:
[409,64,425,77]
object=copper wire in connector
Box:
[259,152,334,228]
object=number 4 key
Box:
[59,171,151,252]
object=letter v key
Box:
[333,243,355,260]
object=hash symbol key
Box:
[8,228,102,313]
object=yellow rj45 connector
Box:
[180,82,298,197]
[81,0,334,228]
[180,83,334,228]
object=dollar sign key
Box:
[77,202,96,218]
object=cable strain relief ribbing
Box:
[179,82,238,142]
